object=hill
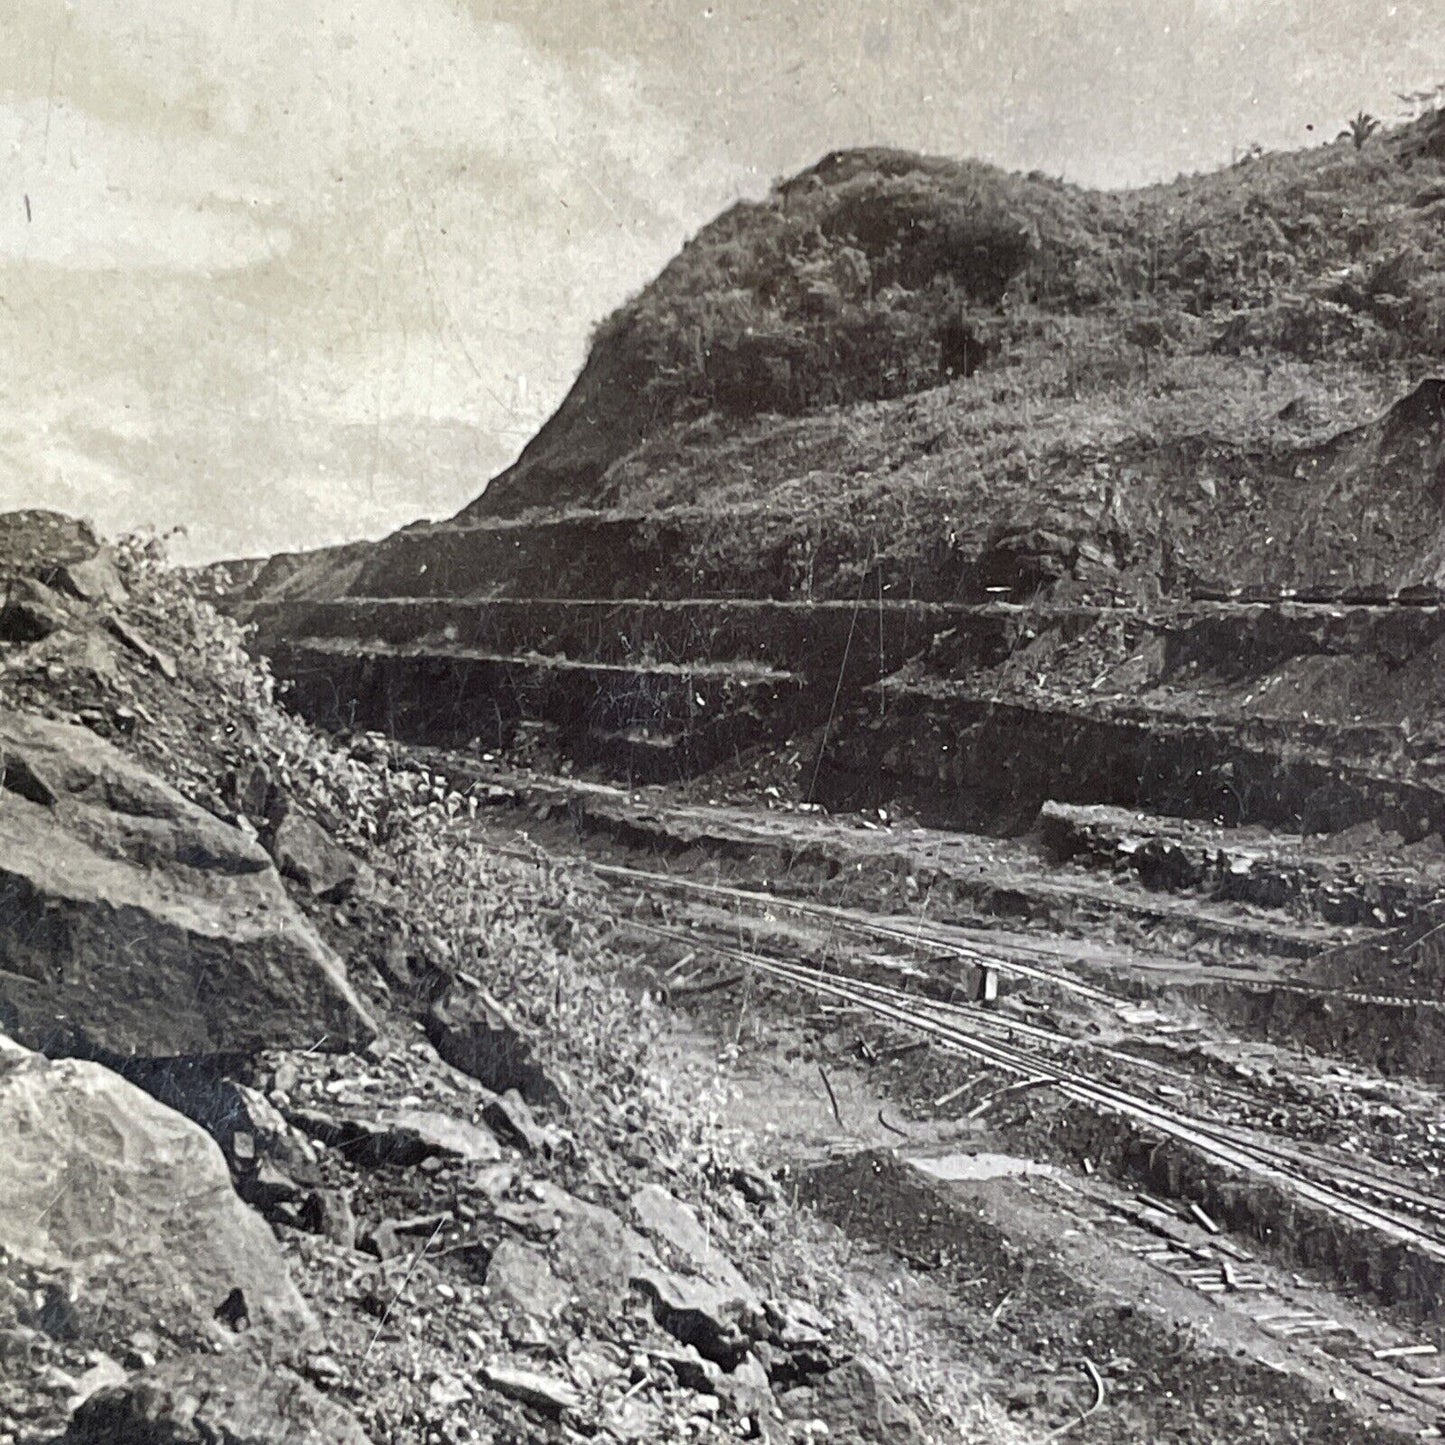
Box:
[229,111,1445,827]
[460,110,1445,542]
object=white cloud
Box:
[0,0,754,557]
[0,97,290,270]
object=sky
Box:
[2,1,1443,561]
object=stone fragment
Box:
[286,1105,500,1167]
[484,1238,570,1322]
[0,511,102,576]
[763,1297,837,1352]
[0,1035,313,1340]
[102,615,177,679]
[808,1356,926,1444]
[0,576,71,643]
[651,1345,723,1393]
[66,1356,128,1410]
[631,1267,753,1370]
[716,1351,775,1425]
[537,1183,659,1316]
[732,1166,784,1207]
[299,1188,357,1248]
[381,1108,502,1165]
[51,551,127,607]
[481,1089,552,1155]
[426,989,565,1110]
[0,712,375,1059]
[479,1361,582,1417]
[265,795,361,900]
[629,1184,752,1295]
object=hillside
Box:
[15,111,1445,1445]
[460,109,1445,541]
[238,108,1445,817]
[1,516,1029,1444]
[240,108,1445,618]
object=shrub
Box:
[1213,295,1392,360]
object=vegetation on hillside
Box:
[0,537,1021,1441]
[464,106,1445,523]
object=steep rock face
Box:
[1141,377,1445,596]
[0,1034,313,1339]
[0,711,375,1059]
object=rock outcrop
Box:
[0,711,375,1059]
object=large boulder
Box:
[0,1035,313,1340]
[285,1104,501,1168]
[629,1184,755,1298]
[0,712,375,1059]
[627,1184,766,1369]
[480,1180,660,1326]
[0,575,71,643]
[425,988,565,1110]
[0,512,127,643]
[631,1267,755,1370]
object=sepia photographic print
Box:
[5,3,1445,1440]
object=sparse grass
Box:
[119,546,662,1111]
[572,335,1415,602]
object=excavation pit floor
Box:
[432,750,1445,1439]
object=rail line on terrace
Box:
[623,911,1445,1256]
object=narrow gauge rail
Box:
[626,916,1445,1259]
[632,915,1445,1232]
[599,862,1445,1011]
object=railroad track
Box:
[627,916,1445,1424]
[659,918,1445,1227]
[626,912,1445,1258]
[601,861,1445,1221]
[595,862,1121,1003]
[599,861,1445,1011]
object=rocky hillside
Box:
[229,110,1445,831]
[0,513,1008,1445]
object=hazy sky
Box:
[3,1,1443,560]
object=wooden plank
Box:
[1373,1343,1439,1361]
